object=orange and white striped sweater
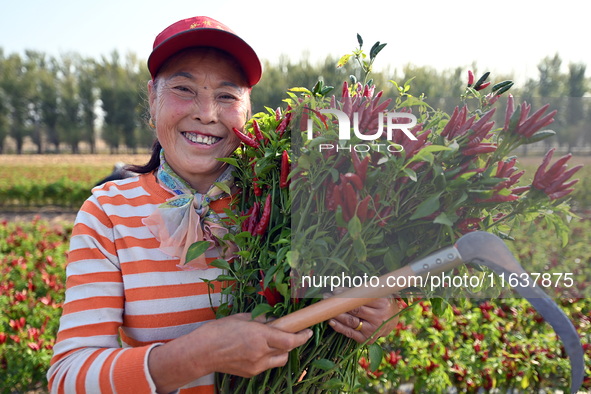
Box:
[47,173,231,393]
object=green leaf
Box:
[251,303,273,319]
[356,33,363,48]
[383,247,402,271]
[217,157,239,167]
[410,193,442,220]
[406,145,450,165]
[185,241,210,262]
[215,275,236,281]
[289,87,312,94]
[368,343,384,371]
[328,257,349,270]
[431,297,449,316]
[311,358,336,371]
[433,212,453,227]
[337,54,352,68]
[353,237,367,262]
[209,259,231,271]
[321,378,344,390]
[347,215,362,239]
[525,129,556,144]
[402,167,417,182]
[521,373,530,389]
[213,181,231,196]
[286,250,298,268]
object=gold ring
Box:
[354,320,363,331]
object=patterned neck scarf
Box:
[142,149,237,270]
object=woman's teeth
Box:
[182,132,220,145]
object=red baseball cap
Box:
[148,16,262,86]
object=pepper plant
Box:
[190,35,584,392]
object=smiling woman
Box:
[45,15,399,394]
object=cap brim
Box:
[148,28,262,86]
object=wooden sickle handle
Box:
[268,265,415,333]
[268,246,463,333]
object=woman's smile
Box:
[181,131,222,146]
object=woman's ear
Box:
[147,80,157,120]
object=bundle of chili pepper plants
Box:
[200,40,584,393]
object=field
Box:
[1,154,590,392]
[0,154,150,215]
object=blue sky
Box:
[1,0,588,85]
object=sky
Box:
[0,0,589,86]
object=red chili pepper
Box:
[280,150,290,189]
[254,194,272,236]
[343,182,357,220]
[252,119,266,145]
[344,173,363,191]
[241,206,254,232]
[467,70,475,86]
[232,127,260,148]
[378,206,392,227]
[244,202,260,234]
[253,177,262,196]
[357,196,371,222]
[332,184,343,211]
[461,144,497,156]
[351,151,362,174]
[276,111,292,137]
[358,156,370,183]
[325,182,335,211]
[475,81,491,91]
[306,107,329,129]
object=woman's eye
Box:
[218,93,238,101]
[174,86,192,93]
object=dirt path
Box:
[0,208,77,225]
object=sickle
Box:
[269,231,584,393]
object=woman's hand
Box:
[148,313,312,393]
[203,313,313,377]
[328,297,400,344]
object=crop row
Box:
[360,214,591,391]
[0,218,71,392]
[1,216,590,392]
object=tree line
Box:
[0,48,588,154]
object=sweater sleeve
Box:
[47,195,160,393]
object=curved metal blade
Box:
[456,231,584,394]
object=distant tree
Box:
[563,63,588,150]
[0,49,8,153]
[2,53,32,154]
[24,51,47,153]
[537,54,565,97]
[78,58,97,153]
[0,86,8,153]
[98,51,147,153]
[39,58,61,152]
[58,55,82,154]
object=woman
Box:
[47,16,398,393]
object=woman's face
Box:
[148,48,250,192]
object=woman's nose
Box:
[192,97,218,124]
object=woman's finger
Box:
[328,317,375,344]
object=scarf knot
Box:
[142,150,238,270]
